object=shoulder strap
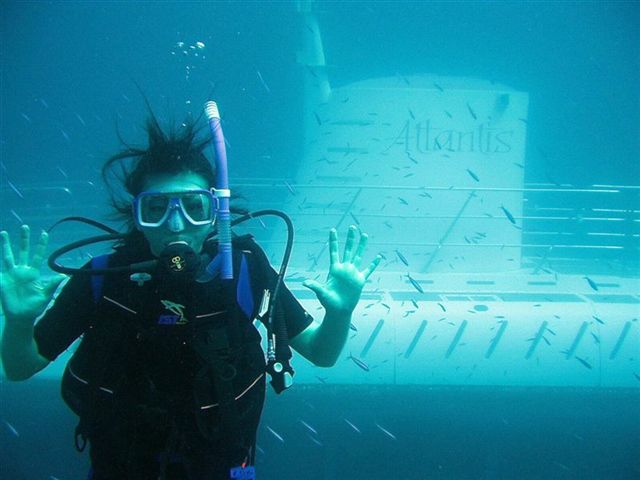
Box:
[237,250,254,319]
[90,255,110,303]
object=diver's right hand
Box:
[0,225,67,328]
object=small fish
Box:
[420,191,432,199]
[343,418,361,433]
[383,221,393,229]
[591,332,600,344]
[3,420,19,437]
[266,425,285,443]
[542,336,550,346]
[375,423,397,440]
[306,65,318,79]
[634,373,640,382]
[433,82,444,92]
[196,41,205,49]
[10,210,23,223]
[39,98,49,109]
[299,419,318,435]
[284,180,296,195]
[444,110,452,118]
[408,108,415,120]
[350,212,360,225]
[75,113,86,126]
[552,461,571,472]
[395,72,410,86]
[466,168,479,182]
[256,70,271,94]
[348,353,370,372]
[500,205,516,225]
[592,315,605,325]
[7,180,24,198]
[584,277,598,291]
[56,166,68,178]
[438,303,446,312]
[307,433,323,446]
[575,356,592,370]
[411,299,419,309]
[398,197,409,205]
[466,103,477,120]
[546,327,557,335]
[349,323,358,332]
[381,303,391,311]
[402,310,416,317]
[407,274,424,294]
[20,112,32,123]
[60,128,70,142]
[395,250,409,266]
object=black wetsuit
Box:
[34,235,313,479]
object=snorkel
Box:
[204,101,233,280]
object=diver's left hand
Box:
[303,225,381,315]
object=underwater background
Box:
[1,1,638,479]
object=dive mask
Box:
[133,189,218,228]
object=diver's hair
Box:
[102,104,247,248]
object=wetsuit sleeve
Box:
[247,239,314,339]
[33,270,94,361]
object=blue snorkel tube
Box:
[203,100,294,394]
[204,101,233,280]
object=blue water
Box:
[1,2,639,479]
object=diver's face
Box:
[136,171,214,257]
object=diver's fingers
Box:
[352,232,368,268]
[31,230,49,270]
[363,255,382,280]
[329,228,339,266]
[0,230,16,272]
[342,225,357,263]
[18,225,31,266]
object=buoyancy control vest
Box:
[61,235,269,478]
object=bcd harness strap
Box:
[73,242,282,471]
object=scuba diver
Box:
[0,102,381,479]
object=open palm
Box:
[1,226,66,325]
[303,225,381,315]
